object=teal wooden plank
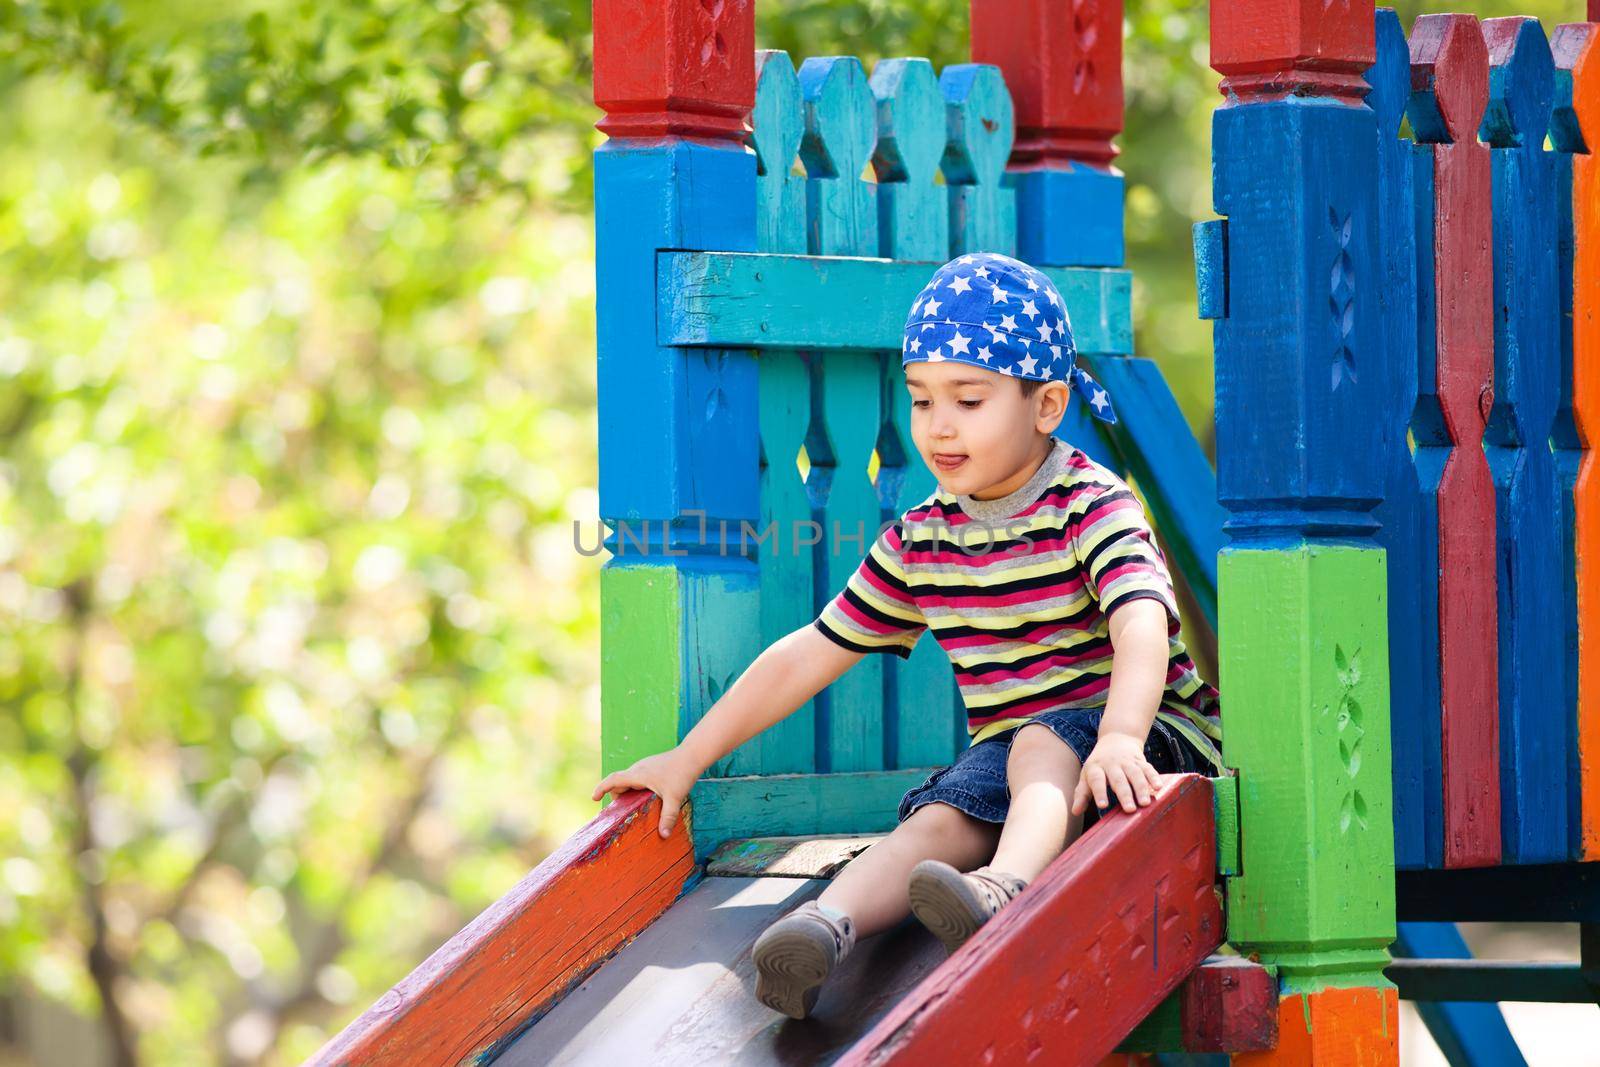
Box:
[746,351,818,776]
[687,772,1243,869]
[1085,353,1223,629]
[687,769,931,862]
[869,64,964,770]
[940,63,1016,257]
[743,48,816,777]
[681,561,765,780]
[798,56,877,258]
[658,250,1132,355]
[817,350,889,772]
[867,58,948,261]
[752,51,805,256]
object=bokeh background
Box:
[0,1,1590,1064]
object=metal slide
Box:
[495,874,947,1065]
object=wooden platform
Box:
[498,874,948,1066]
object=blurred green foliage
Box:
[0,0,1582,1064]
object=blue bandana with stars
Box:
[901,251,1118,425]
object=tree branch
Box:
[61,577,140,1067]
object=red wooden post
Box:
[1409,14,1501,869]
[970,0,1122,167]
[591,0,755,142]
[971,0,1125,266]
[1181,956,1279,1053]
[1211,0,1374,103]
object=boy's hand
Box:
[1071,732,1163,817]
[591,747,703,839]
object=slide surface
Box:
[317,777,1228,1066]
[498,874,948,1065]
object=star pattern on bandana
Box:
[900,251,1116,425]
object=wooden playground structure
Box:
[313,1,1599,1063]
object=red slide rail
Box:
[838,774,1226,1067]
[309,791,696,1066]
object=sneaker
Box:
[907,860,1028,953]
[752,899,857,1020]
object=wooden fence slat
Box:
[939,63,1016,257]
[1553,19,1600,859]
[1409,13,1501,870]
[799,56,878,260]
[817,351,889,772]
[753,51,806,258]
[870,58,965,770]
[1552,21,1599,860]
[1368,10,1431,871]
[742,50,818,777]
[869,57,948,263]
[797,55,886,772]
[1482,17,1568,863]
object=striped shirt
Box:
[813,436,1224,772]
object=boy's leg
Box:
[816,801,1002,938]
[988,722,1086,882]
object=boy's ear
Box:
[1034,380,1071,433]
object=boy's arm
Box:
[592,623,864,836]
[1071,597,1170,816]
[678,623,864,773]
[1098,596,1170,745]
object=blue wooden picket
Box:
[1550,24,1590,860]
[1367,10,1435,872]
[1482,17,1567,863]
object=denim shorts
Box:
[895,708,1212,831]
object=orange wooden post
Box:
[1555,18,1600,857]
[1233,988,1399,1067]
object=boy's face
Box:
[902,362,1070,500]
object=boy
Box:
[590,251,1224,1020]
